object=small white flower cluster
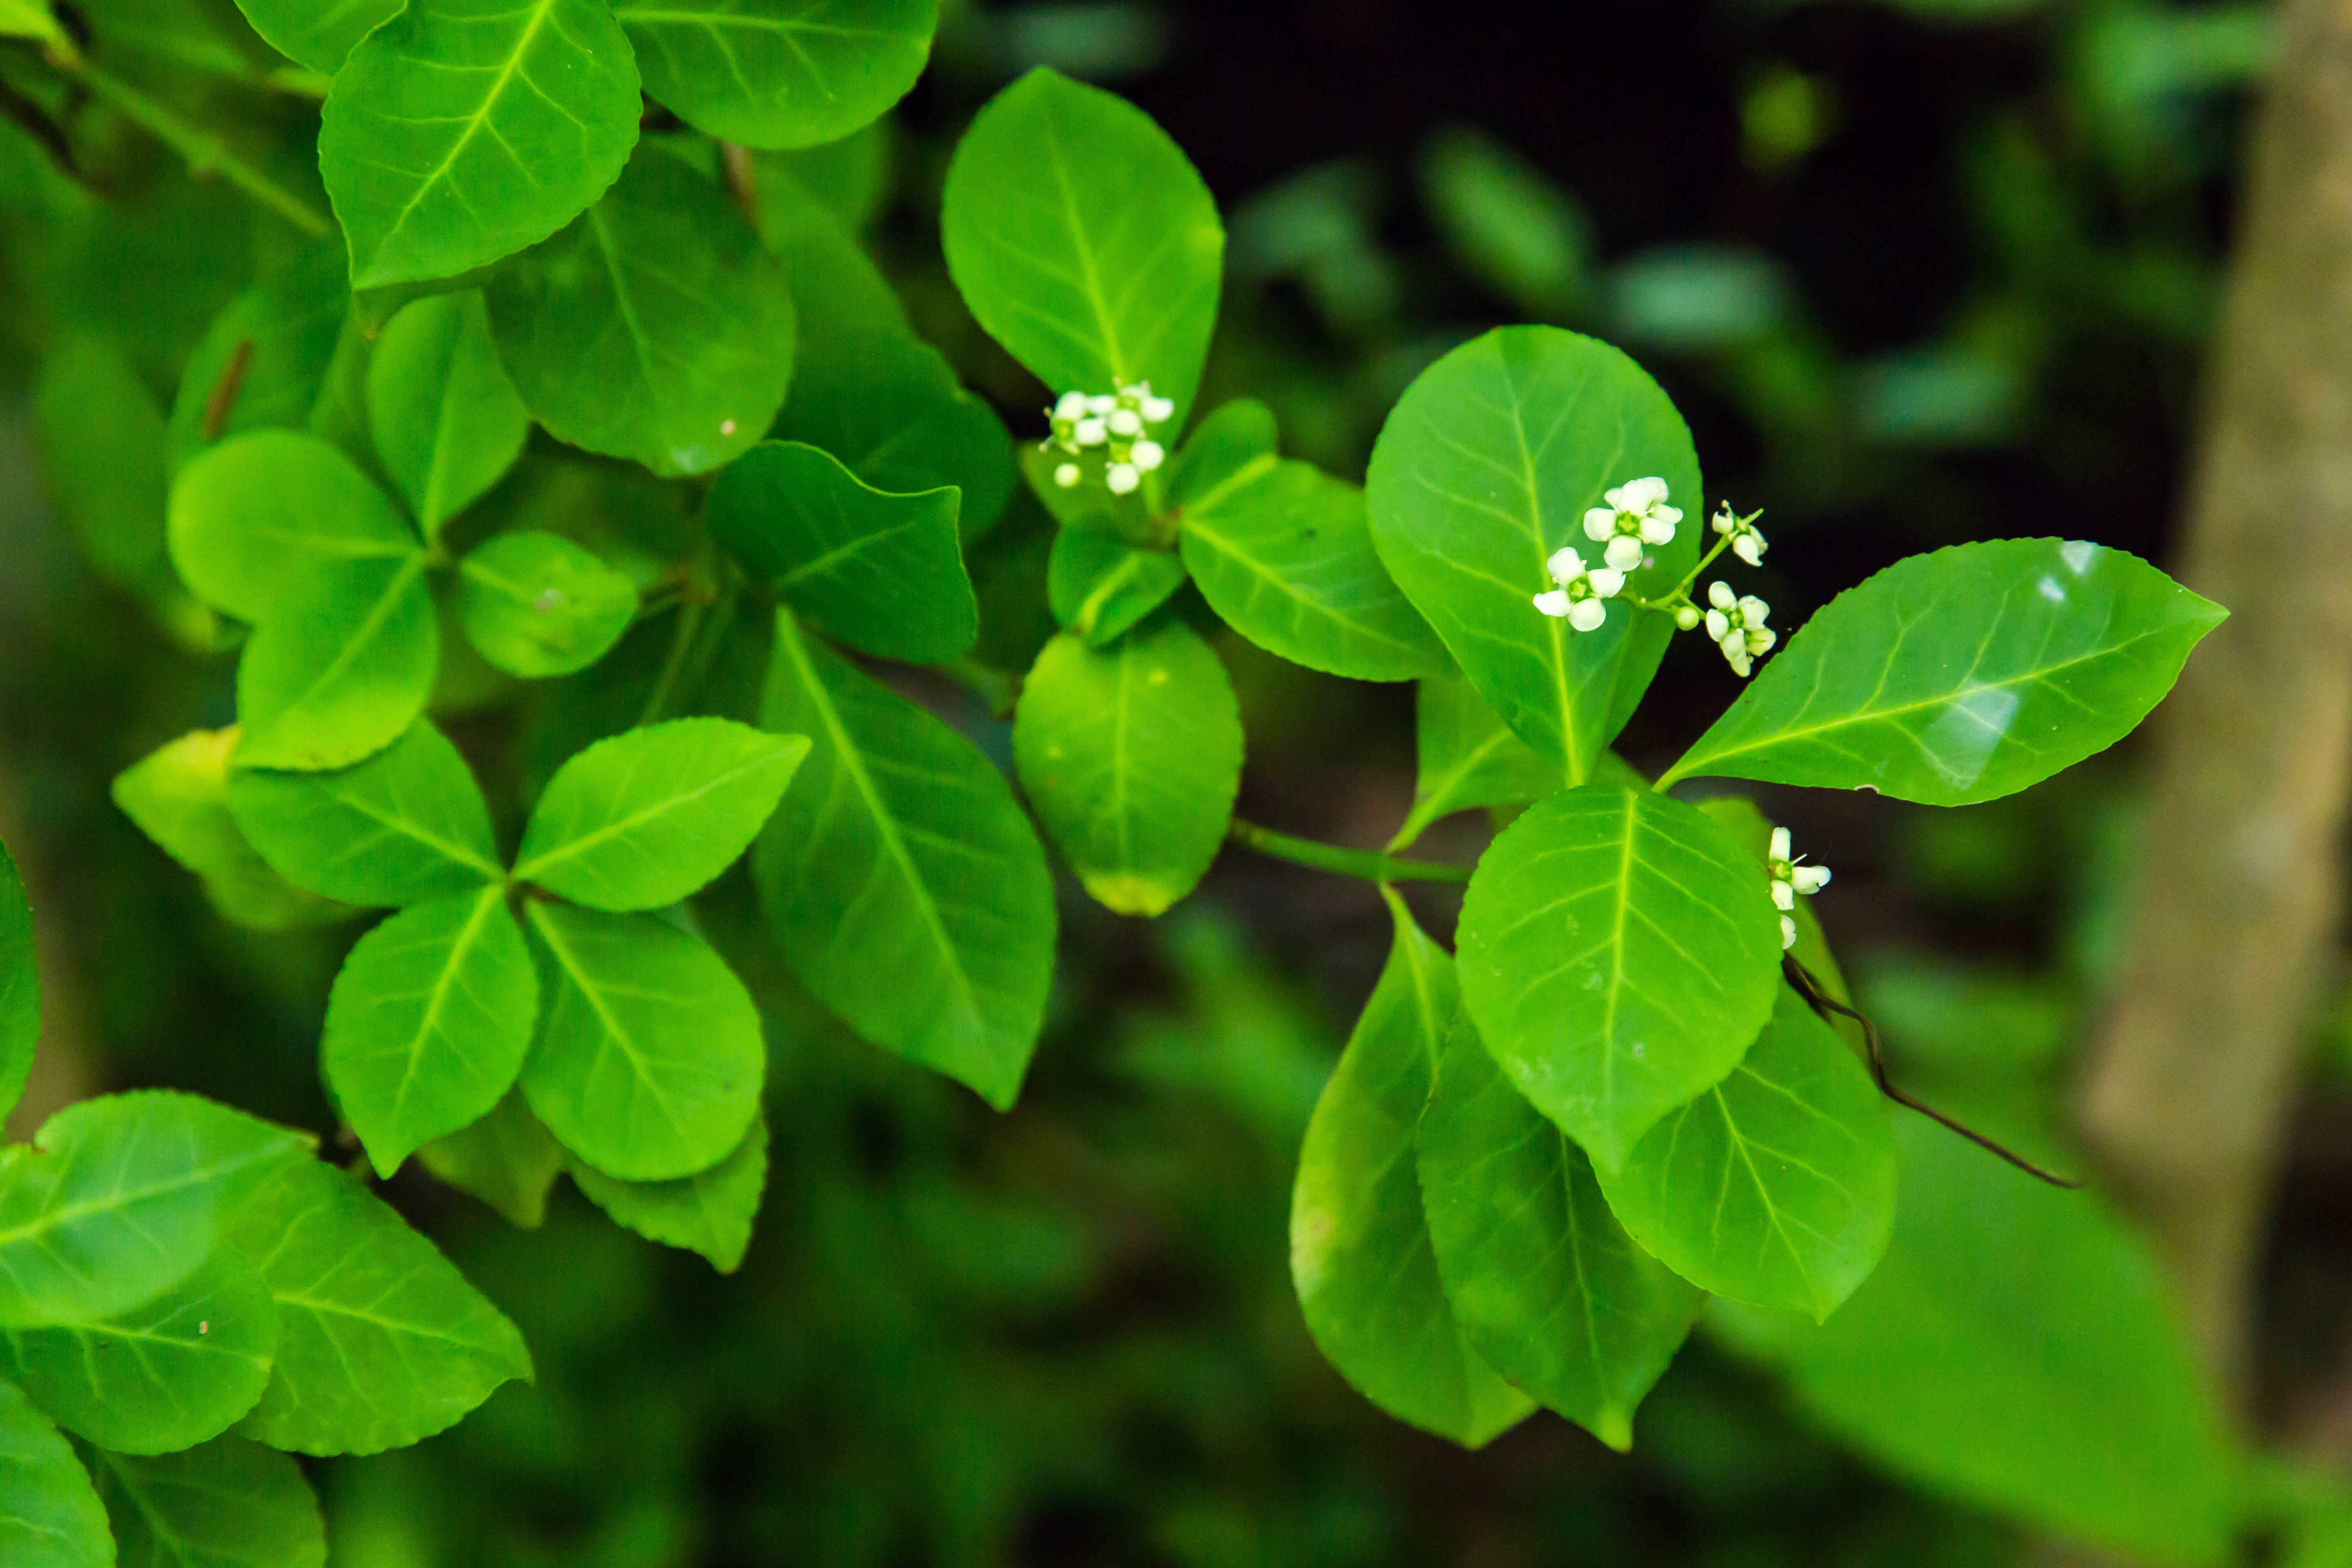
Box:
[1703,581,1775,677]
[1712,501,1767,567]
[1583,477,1682,572]
[1532,547,1624,631]
[1766,826,1831,950]
[1045,382,1174,496]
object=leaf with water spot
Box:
[457,530,639,678]
[615,0,936,149]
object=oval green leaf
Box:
[1660,539,2230,805]
[615,0,935,149]
[457,530,640,678]
[1417,1012,1703,1450]
[89,1437,325,1568]
[1595,985,1898,1318]
[228,719,501,907]
[1046,528,1188,646]
[229,1159,533,1455]
[1392,672,1563,850]
[117,730,352,932]
[704,441,978,664]
[319,0,643,290]
[230,0,403,72]
[234,557,440,772]
[519,903,766,1182]
[368,290,532,539]
[486,151,796,477]
[325,888,540,1178]
[168,432,417,624]
[0,1378,111,1568]
[1455,783,1783,1171]
[513,717,809,911]
[755,610,1057,1108]
[1291,893,1534,1448]
[1365,327,1700,782]
[1013,623,1241,917]
[571,1115,767,1273]
[942,68,1223,423]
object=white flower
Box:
[1532,547,1624,632]
[1054,392,1090,422]
[1106,462,1140,495]
[1143,394,1175,423]
[1075,417,1108,447]
[1765,825,1830,948]
[1712,501,1768,567]
[1131,439,1165,472]
[1054,463,1082,488]
[1048,384,1178,496]
[1108,406,1143,438]
[1087,394,1117,415]
[1582,476,1682,574]
[1703,581,1775,677]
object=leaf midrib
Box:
[511,743,784,884]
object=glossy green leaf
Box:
[229,1159,532,1455]
[1392,672,1562,849]
[572,1115,767,1272]
[367,290,532,538]
[942,69,1223,421]
[1175,443,1448,682]
[1167,397,1277,491]
[1365,327,1701,781]
[755,610,1056,1107]
[0,1092,308,1328]
[513,717,808,910]
[319,0,642,290]
[1661,539,2229,805]
[234,556,439,771]
[1455,784,1782,1171]
[457,531,639,677]
[772,327,1015,541]
[167,432,416,624]
[1291,894,1532,1447]
[757,120,890,229]
[34,338,174,598]
[116,731,351,932]
[486,151,796,477]
[1014,624,1241,917]
[230,0,403,72]
[416,1090,566,1227]
[324,888,539,1178]
[704,441,978,664]
[1695,796,1851,1017]
[520,904,764,1180]
[0,1378,111,1568]
[0,844,36,1127]
[165,244,350,474]
[1596,986,1897,1318]
[615,0,935,149]
[89,1437,325,1568]
[0,1252,274,1455]
[1716,1118,2236,1562]
[1417,1013,1703,1449]
[757,167,912,351]
[1046,528,1188,646]
[227,719,501,906]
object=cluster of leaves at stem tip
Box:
[0,0,2229,1524]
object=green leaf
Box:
[1417,1012,1703,1449]
[165,244,350,475]
[227,719,502,906]
[457,531,639,678]
[1660,539,2229,805]
[89,1437,325,1568]
[1365,326,1701,782]
[519,903,765,1181]
[1290,893,1533,1447]
[324,888,540,1178]
[116,731,351,932]
[229,1159,532,1455]
[615,0,935,149]
[1392,672,1562,849]
[229,0,403,72]
[33,338,175,597]
[1595,985,1898,1318]
[1167,396,1277,491]
[1046,528,1188,646]
[1014,624,1241,917]
[234,556,440,771]
[754,610,1056,1107]
[1454,784,1782,1170]
[0,0,74,58]
[572,1115,767,1272]
[1173,420,1448,682]
[942,69,1223,421]
[0,844,37,1128]
[756,166,912,352]
[1715,1118,2236,1563]
[513,717,808,910]
[167,432,416,624]
[319,0,643,290]
[772,327,1015,542]
[0,1252,275,1456]
[486,150,796,477]
[0,1093,308,1328]
[703,441,978,664]
[367,290,532,539]
[757,121,890,230]
[415,1091,566,1227]
[1694,796,1851,1016]
[0,1378,111,1568]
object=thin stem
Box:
[1228,817,1473,885]
[77,64,330,236]
[1669,527,1738,602]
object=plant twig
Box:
[1227,817,1473,885]
[76,62,330,236]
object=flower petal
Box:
[1568,597,1607,632]
[1709,579,1737,610]
[1604,537,1644,572]
[1546,546,1584,583]
[1587,567,1626,597]
[1532,590,1572,618]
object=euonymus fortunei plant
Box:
[0,0,2228,1544]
